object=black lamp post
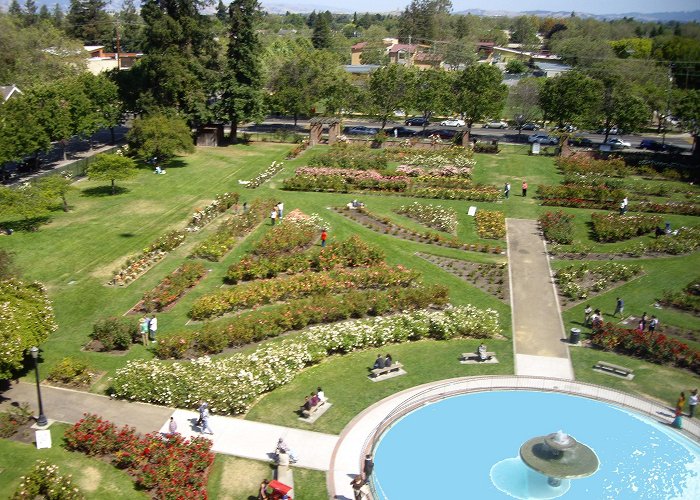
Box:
[29,346,48,427]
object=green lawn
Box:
[2,140,700,498]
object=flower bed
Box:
[307,143,388,170]
[408,185,500,202]
[12,460,83,500]
[537,184,626,204]
[396,165,473,177]
[186,192,239,232]
[591,323,700,374]
[286,138,310,159]
[557,155,629,178]
[396,201,458,233]
[538,210,575,244]
[591,212,662,242]
[253,213,326,259]
[137,262,207,313]
[189,264,419,320]
[189,199,272,261]
[392,147,475,169]
[112,305,502,414]
[245,160,285,189]
[156,284,448,358]
[661,278,700,314]
[475,210,506,239]
[64,414,214,498]
[226,235,384,284]
[335,207,504,254]
[145,229,187,253]
[555,262,642,300]
[629,200,700,217]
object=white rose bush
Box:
[112,305,500,414]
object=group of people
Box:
[503,181,528,199]
[673,389,699,428]
[585,300,659,333]
[270,201,284,225]
[196,401,214,435]
[349,454,374,499]
[346,199,365,209]
[299,387,327,418]
[373,353,393,369]
[635,312,659,333]
[139,315,158,343]
[583,305,604,328]
[258,478,291,500]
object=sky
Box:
[345,0,699,14]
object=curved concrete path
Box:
[506,218,574,379]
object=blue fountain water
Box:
[372,391,700,499]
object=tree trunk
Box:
[111,179,116,195]
[230,119,238,144]
[62,141,67,161]
[61,195,69,212]
[294,113,298,127]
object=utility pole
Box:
[115,20,121,70]
[662,64,673,146]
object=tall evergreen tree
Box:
[118,0,144,52]
[219,0,264,141]
[39,5,52,23]
[8,0,23,18]
[24,0,38,26]
[52,3,65,29]
[312,11,332,49]
[398,0,452,44]
[66,0,114,46]
[216,0,228,21]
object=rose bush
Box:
[555,262,642,299]
[140,262,207,312]
[591,212,662,242]
[475,210,506,239]
[186,192,239,232]
[112,305,502,414]
[12,460,83,500]
[245,161,285,188]
[396,201,458,233]
[307,143,388,170]
[539,210,575,244]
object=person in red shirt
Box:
[321,229,327,247]
[522,180,528,197]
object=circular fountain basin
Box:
[371,391,700,499]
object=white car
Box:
[440,118,466,127]
[528,133,558,145]
[604,138,631,149]
[483,120,508,129]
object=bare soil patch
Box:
[417,252,509,302]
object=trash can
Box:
[570,328,581,344]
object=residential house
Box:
[85,45,142,74]
[350,38,398,65]
[0,84,22,103]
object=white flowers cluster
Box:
[112,305,500,414]
[246,161,285,189]
[400,150,476,170]
[397,201,458,233]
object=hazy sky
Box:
[347,0,698,14]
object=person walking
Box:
[613,297,624,318]
[676,392,686,415]
[199,402,213,435]
[521,180,528,197]
[649,315,659,333]
[139,316,150,346]
[277,201,284,220]
[640,312,648,331]
[148,315,158,343]
[270,209,277,225]
[584,305,593,326]
[689,389,698,418]
[168,416,178,436]
[321,228,328,247]
[504,182,511,199]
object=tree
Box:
[8,0,23,18]
[406,68,452,128]
[539,72,602,129]
[452,64,508,132]
[0,96,50,167]
[87,153,137,195]
[77,73,122,144]
[127,114,194,163]
[216,0,228,21]
[24,0,38,26]
[510,15,539,50]
[35,174,76,212]
[673,89,700,155]
[0,279,57,379]
[397,0,452,44]
[52,3,65,29]
[118,0,144,52]
[219,0,265,142]
[312,11,332,49]
[0,183,53,229]
[507,77,542,134]
[65,0,114,46]
[367,64,411,129]
[38,5,51,23]
[505,60,527,74]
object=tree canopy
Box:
[87,152,138,194]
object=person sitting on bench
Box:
[300,396,313,418]
[310,392,320,407]
[317,386,327,403]
[384,354,393,367]
[373,354,385,370]
[477,343,489,361]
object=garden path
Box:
[506,218,574,379]
[0,381,337,471]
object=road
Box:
[242,117,693,152]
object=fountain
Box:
[519,431,599,488]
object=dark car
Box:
[388,126,415,137]
[520,122,540,131]
[568,136,594,147]
[345,126,379,135]
[411,129,456,140]
[405,116,430,126]
[639,139,666,151]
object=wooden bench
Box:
[370,362,404,380]
[460,352,499,364]
[298,399,332,423]
[594,361,635,380]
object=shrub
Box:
[47,357,93,386]
[591,212,662,242]
[396,202,458,233]
[475,210,506,239]
[91,317,135,351]
[539,210,575,244]
[140,262,206,312]
[307,143,388,170]
[152,331,195,359]
[0,403,32,438]
[12,460,83,500]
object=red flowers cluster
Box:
[65,414,214,499]
[591,322,700,374]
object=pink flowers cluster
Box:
[295,167,409,182]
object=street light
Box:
[29,346,48,427]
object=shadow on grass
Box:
[81,185,129,197]
[119,233,136,238]
[0,216,52,232]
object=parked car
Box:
[413,129,457,140]
[405,116,430,126]
[345,126,379,135]
[528,133,558,145]
[388,126,415,137]
[483,120,508,129]
[596,126,622,135]
[568,136,594,147]
[553,124,576,132]
[639,139,666,151]
[604,138,631,149]
[440,118,466,127]
[520,122,540,131]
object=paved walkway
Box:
[0,381,337,471]
[506,218,574,379]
